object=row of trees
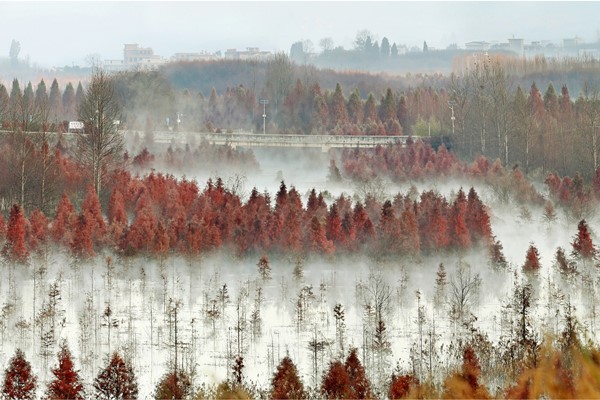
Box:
[2,345,136,400]
[340,139,600,220]
[6,56,600,179]
[161,55,600,177]
[0,77,84,131]
[0,170,496,263]
[0,69,130,216]
[4,324,600,399]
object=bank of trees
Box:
[5,55,600,179]
[0,168,496,263]
[3,328,600,399]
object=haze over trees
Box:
[2,35,600,399]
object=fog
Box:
[58,133,589,396]
[0,134,593,397]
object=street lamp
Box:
[260,99,269,134]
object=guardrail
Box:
[132,131,416,150]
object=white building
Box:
[171,52,221,62]
[224,47,272,61]
[103,44,166,71]
[465,41,490,52]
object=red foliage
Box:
[93,352,138,400]
[27,208,48,253]
[448,189,471,250]
[50,192,76,245]
[121,192,158,254]
[270,356,306,400]
[466,187,492,244]
[45,343,84,400]
[462,345,481,390]
[399,205,420,254]
[306,216,334,255]
[81,185,107,246]
[4,204,29,263]
[344,348,373,399]
[70,213,94,258]
[389,373,419,399]
[321,360,352,400]
[0,212,6,240]
[326,203,343,245]
[153,370,191,400]
[132,147,155,169]
[572,219,596,259]
[3,349,36,400]
[523,243,542,272]
[107,188,127,245]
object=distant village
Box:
[100,35,600,72]
[102,44,273,72]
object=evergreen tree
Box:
[3,204,28,262]
[50,192,76,245]
[572,219,596,259]
[153,370,191,400]
[344,348,373,399]
[330,83,349,126]
[48,79,63,123]
[257,254,272,280]
[380,37,391,57]
[389,373,419,399]
[62,82,76,121]
[2,349,36,400]
[93,352,138,400]
[45,343,85,400]
[391,43,399,57]
[347,88,364,125]
[321,360,352,399]
[523,243,541,272]
[270,356,306,399]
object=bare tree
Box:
[449,262,481,323]
[580,81,600,171]
[333,303,345,356]
[6,79,39,209]
[77,68,124,197]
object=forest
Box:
[0,58,599,398]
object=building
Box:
[123,43,166,69]
[103,43,167,71]
[563,37,584,48]
[171,51,221,62]
[465,41,490,52]
[508,38,524,56]
[224,47,272,61]
[103,59,125,72]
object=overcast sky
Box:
[1,1,600,68]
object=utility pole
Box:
[260,99,269,134]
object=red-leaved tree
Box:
[27,208,48,254]
[50,192,76,246]
[389,373,419,399]
[153,370,191,400]
[2,349,37,400]
[572,219,596,259]
[270,356,306,400]
[321,360,352,400]
[93,352,138,400]
[523,243,541,273]
[344,348,373,399]
[3,204,29,263]
[45,343,84,400]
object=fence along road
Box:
[137,131,415,151]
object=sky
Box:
[1,1,600,68]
